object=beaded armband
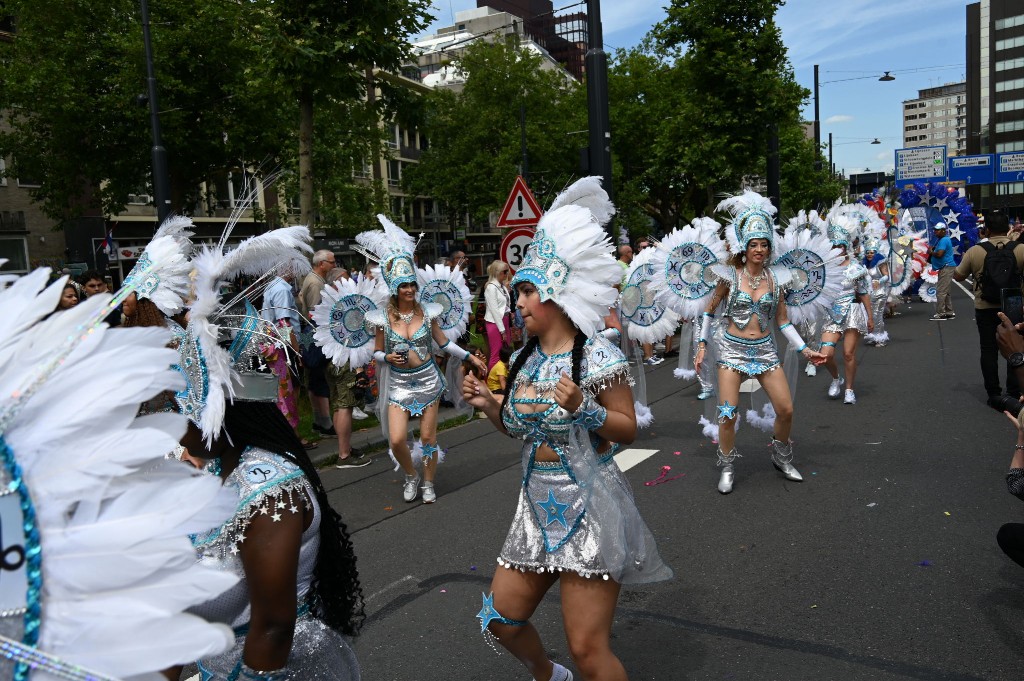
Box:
[820,341,836,348]
[231,662,290,681]
[572,395,608,431]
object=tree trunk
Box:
[299,84,315,228]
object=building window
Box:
[997,119,1024,133]
[996,36,1024,51]
[996,77,1024,93]
[388,159,401,187]
[996,99,1024,113]
[997,182,1024,195]
[995,14,1024,30]
[353,161,371,179]
[905,114,917,121]
[997,57,1024,72]
[997,141,1024,152]
[0,237,29,274]
[16,172,40,188]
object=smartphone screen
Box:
[1001,288,1024,326]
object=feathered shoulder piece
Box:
[417,264,473,344]
[120,214,195,316]
[0,269,238,678]
[716,190,777,254]
[621,246,681,344]
[770,227,845,326]
[313,275,389,368]
[511,198,620,337]
[547,176,615,227]
[648,218,727,320]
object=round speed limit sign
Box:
[499,227,536,272]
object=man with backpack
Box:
[955,212,1024,407]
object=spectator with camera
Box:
[955,212,1024,409]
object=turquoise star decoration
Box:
[477,592,500,633]
[406,398,428,416]
[717,401,737,422]
[535,489,569,529]
[421,443,438,461]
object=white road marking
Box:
[365,574,418,604]
[954,279,975,299]
[614,448,659,472]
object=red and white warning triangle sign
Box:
[496,176,544,229]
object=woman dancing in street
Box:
[463,178,671,681]
[819,210,873,404]
[357,216,485,504]
[694,191,825,494]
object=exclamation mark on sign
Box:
[517,196,524,218]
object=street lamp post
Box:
[139,0,171,227]
[586,0,614,220]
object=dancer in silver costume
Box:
[694,191,826,494]
[357,216,484,504]
[171,227,366,681]
[819,213,874,404]
[463,177,671,681]
[862,234,891,346]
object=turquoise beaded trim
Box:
[0,437,42,681]
[0,635,117,681]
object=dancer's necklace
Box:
[391,304,416,325]
[744,266,765,291]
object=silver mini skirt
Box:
[823,299,870,335]
[715,331,780,377]
[388,358,446,416]
[499,453,618,579]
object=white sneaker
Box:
[827,378,843,399]
[844,389,856,405]
[352,407,369,420]
[421,481,436,504]
[805,363,817,377]
[403,473,421,502]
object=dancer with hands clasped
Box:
[463,177,671,681]
[694,191,829,494]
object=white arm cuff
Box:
[600,328,621,343]
[373,350,386,363]
[779,323,807,352]
[698,313,713,343]
[441,341,470,361]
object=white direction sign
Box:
[895,146,947,184]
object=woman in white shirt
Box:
[484,259,512,370]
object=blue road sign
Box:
[996,152,1024,183]
[895,146,947,185]
[948,154,995,184]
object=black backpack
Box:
[979,240,1024,303]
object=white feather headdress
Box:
[121,215,195,316]
[787,209,826,236]
[649,217,727,321]
[510,178,619,337]
[547,175,616,227]
[354,215,419,295]
[0,270,238,678]
[180,226,313,443]
[717,190,778,254]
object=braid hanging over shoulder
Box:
[500,336,540,420]
[570,330,586,386]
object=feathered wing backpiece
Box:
[621,246,681,345]
[312,275,389,368]
[649,218,728,321]
[0,270,237,679]
[770,226,846,327]
[417,264,473,344]
[183,226,313,443]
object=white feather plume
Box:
[417,264,474,343]
[312,275,388,368]
[649,219,727,320]
[744,403,776,432]
[547,176,616,227]
[634,401,654,429]
[674,367,696,380]
[0,269,238,678]
[529,205,620,337]
[354,214,417,266]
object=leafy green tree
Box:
[403,40,586,227]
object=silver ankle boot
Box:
[716,447,740,494]
[770,438,803,482]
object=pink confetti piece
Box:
[644,465,686,486]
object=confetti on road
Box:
[673,451,681,456]
[944,511,951,516]
[440,589,447,593]
[917,560,933,567]
[644,465,686,486]
[811,604,818,609]
[867,503,877,507]
[384,506,393,511]
[470,566,477,571]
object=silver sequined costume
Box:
[865,257,890,343]
[365,306,446,416]
[497,335,672,584]
[710,265,792,377]
[823,263,871,335]
[189,447,360,680]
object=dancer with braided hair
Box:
[463,178,671,681]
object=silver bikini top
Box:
[711,265,794,333]
[365,304,444,361]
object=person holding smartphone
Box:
[955,212,1024,408]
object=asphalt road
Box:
[321,284,1024,681]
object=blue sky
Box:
[421,0,969,178]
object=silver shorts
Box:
[388,358,446,416]
[715,331,780,377]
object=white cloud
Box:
[826,114,854,124]
[875,152,890,161]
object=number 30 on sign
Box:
[500,227,536,272]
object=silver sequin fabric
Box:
[387,359,446,415]
[824,265,871,335]
[715,331,780,377]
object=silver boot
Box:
[716,447,740,494]
[770,438,803,482]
